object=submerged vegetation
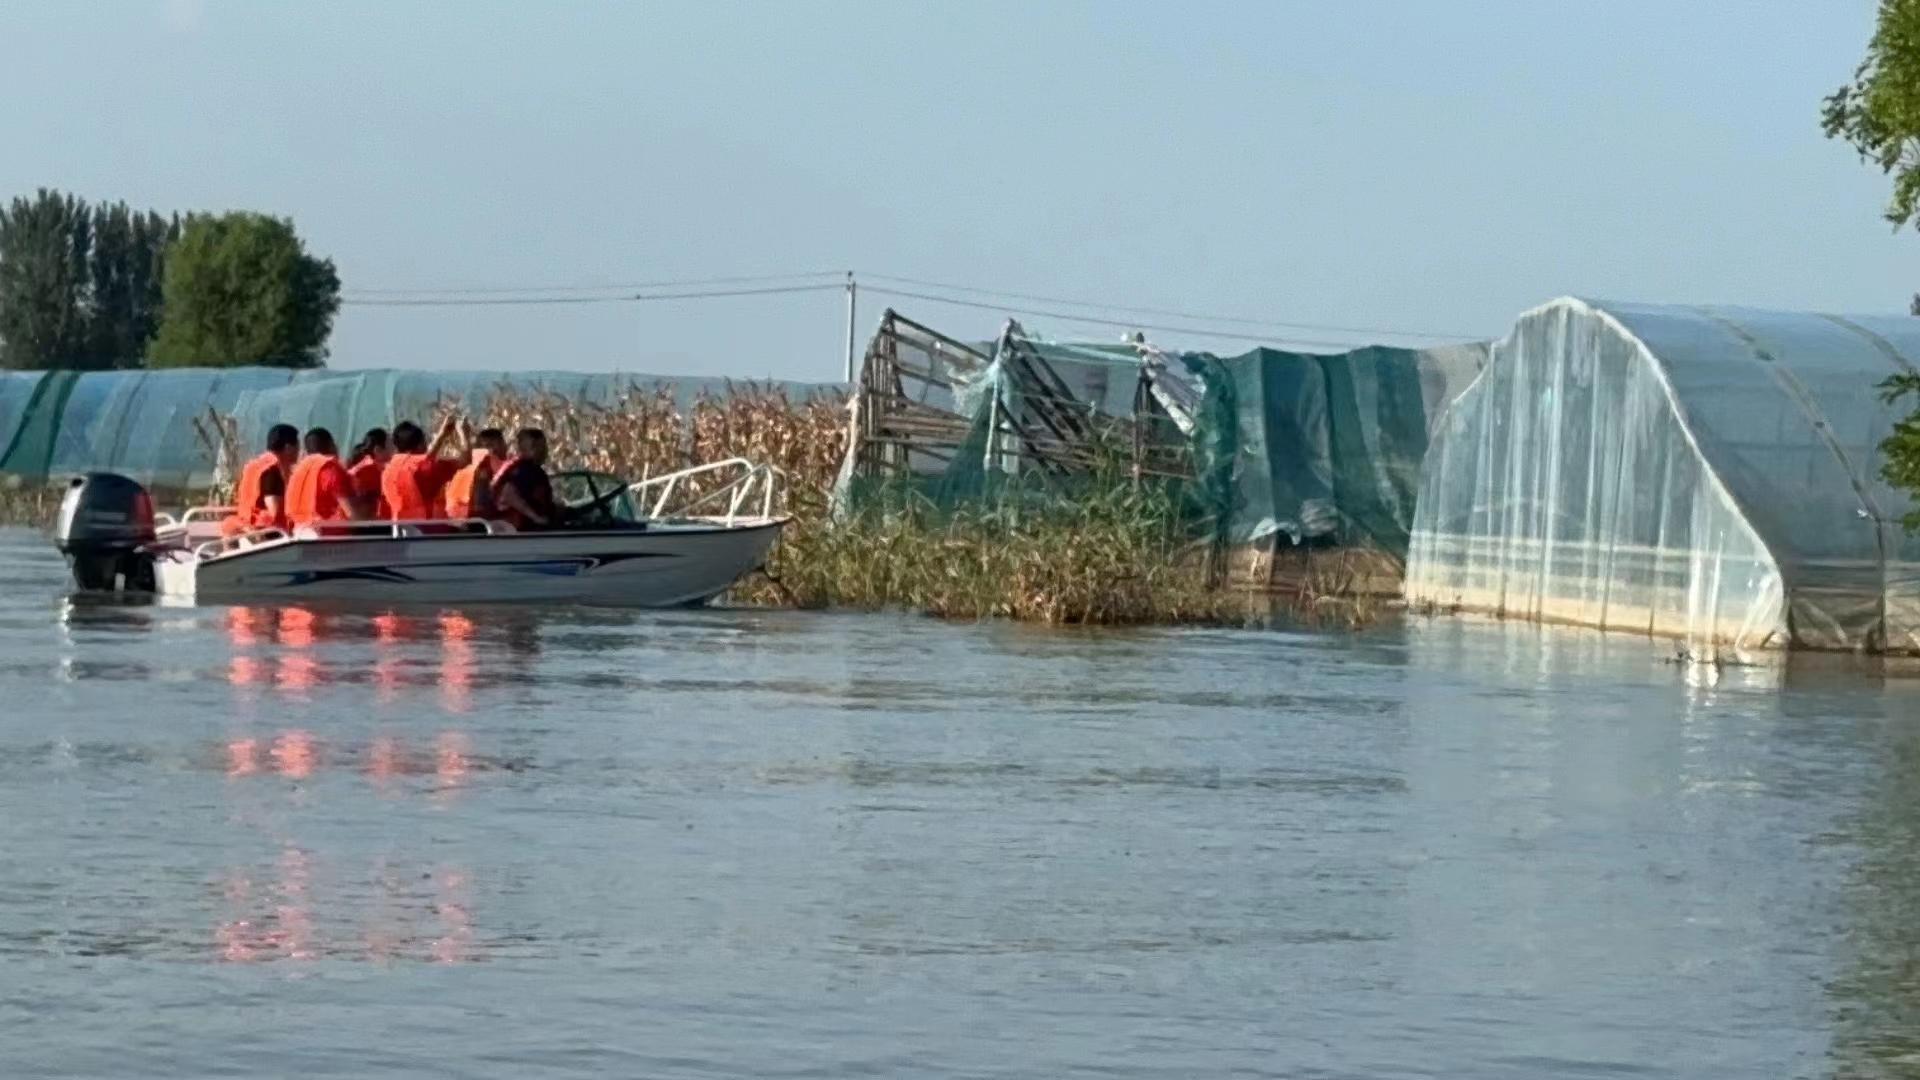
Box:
[1,381,1386,627]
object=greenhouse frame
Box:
[1406,297,1920,654]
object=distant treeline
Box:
[0,188,341,371]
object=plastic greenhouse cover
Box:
[0,367,837,490]
[0,372,49,470]
[1406,297,1920,654]
[1186,341,1485,551]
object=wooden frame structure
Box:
[840,309,1195,488]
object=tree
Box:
[147,212,340,369]
[1824,0,1920,234]
[0,189,92,369]
[0,190,182,369]
[1827,1,1920,525]
[84,202,178,369]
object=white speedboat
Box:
[55,460,788,609]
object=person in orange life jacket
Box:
[444,427,508,520]
[380,416,465,520]
[346,427,392,518]
[492,428,556,530]
[285,427,364,528]
[221,423,300,536]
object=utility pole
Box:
[843,270,858,384]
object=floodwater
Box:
[2,527,1918,1079]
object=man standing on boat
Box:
[492,428,556,530]
[221,423,301,537]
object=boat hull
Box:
[153,521,782,607]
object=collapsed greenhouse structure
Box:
[1406,297,1920,655]
[834,309,1486,563]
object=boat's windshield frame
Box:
[551,469,641,526]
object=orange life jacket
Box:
[286,453,352,526]
[382,453,454,520]
[222,451,287,536]
[347,457,389,518]
[443,453,497,519]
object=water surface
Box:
[0,527,1915,1078]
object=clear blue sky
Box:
[0,0,1906,379]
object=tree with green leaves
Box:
[1826,0,1920,526]
[0,189,182,370]
[1824,0,1920,234]
[0,189,92,370]
[147,212,340,369]
[85,202,179,370]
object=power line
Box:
[633,283,845,301]
[859,285,1368,351]
[861,271,1479,342]
[343,270,845,298]
[348,267,1481,343]
[345,282,844,308]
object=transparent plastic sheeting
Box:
[0,368,834,491]
[1406,298,1920,654]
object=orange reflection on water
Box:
[225,607,263,647]
[225,737,260,777]
[219,604,534,709]
[370,612,409,703]
[429,867,474,964]
[273,607,321,694]
[437,613,476,713]
[367,735,402,788]
[269,730,318,779]
[434,731,471,793]
[227,654,265,688]
[272,847,316,960]
[215,855,483,964]
[213,848,315,962]
[277,607,316,645]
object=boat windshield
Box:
[553,470,641,527]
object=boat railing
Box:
[156,505,235,530]
[191,517,512,559]
[374,518,514,539]
[192,528,291,561]
[627,458,786,526]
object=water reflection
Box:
[1826,681,1920,1076]
[213,848,480,964]
[202,603,543,704]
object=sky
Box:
[0,0,1908,381]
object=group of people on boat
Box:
[221,416,556,537]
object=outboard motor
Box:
[54,473,158,593]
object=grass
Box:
[0,481,59,530]
[1,380,1385,629]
